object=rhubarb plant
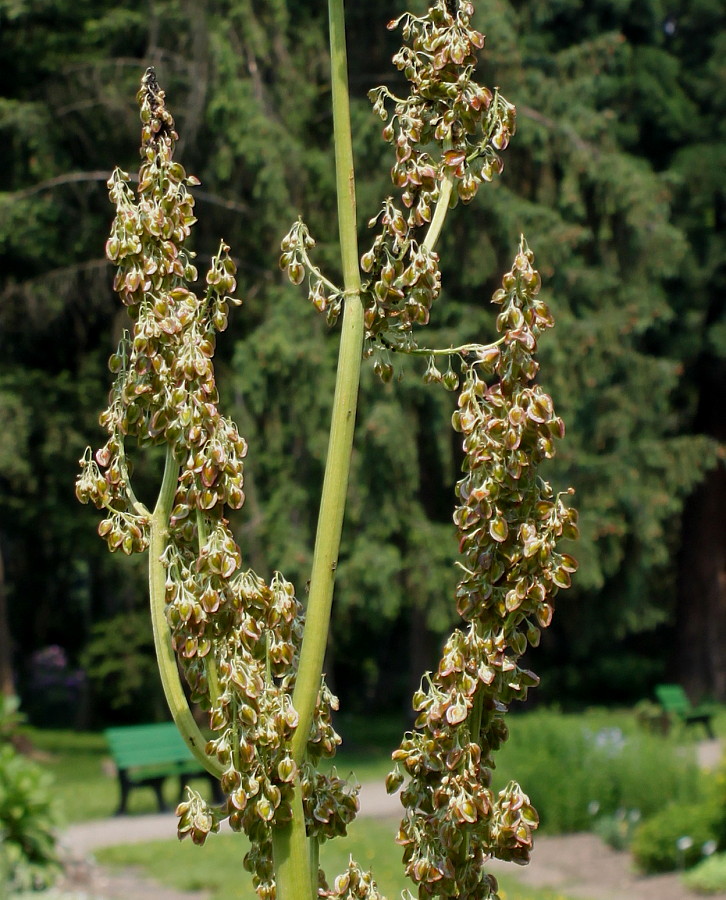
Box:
[76,2,577,899]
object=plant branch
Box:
[298,243,343,297]
[149,447,222,777]
[422,167,455,254]
[117,433,148,517]
[403,337,505,357]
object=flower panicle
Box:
[77,73,354,882]
[279,2,517,360]
[358,0,516,350]
[388,241,577,898]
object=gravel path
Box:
[57,771,726,900]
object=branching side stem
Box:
[149,447,223,777]
[422,168,455,254]
[405,337,505,358]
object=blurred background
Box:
[0,0,724,731]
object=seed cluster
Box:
[278,0,516,359]
[387,241,578,900]
[320,861,387,900]
[361,0,515,342]
[360,202,442,340]
[279,219,345,327]
[76,68,358,894]
[76,68,243,556]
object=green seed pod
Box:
[287,262,304,285]
[442,368,459,391]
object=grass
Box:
[20,713,404,824]
[97,818,583,900]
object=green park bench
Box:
[104,722,218,815]
[655,684,715,739]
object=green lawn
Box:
[97,818,582,900]
[24,727,206,822]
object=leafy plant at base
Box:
[631,802,721,874]
[76,2,577,898]
[0,699,60,894]
[684,852,726,894]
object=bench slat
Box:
[103,721,215,815]
[104,723,203,770]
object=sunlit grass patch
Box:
[97,818,584,900]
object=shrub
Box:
[593,808,642,851]
[493,710,703,833]
[0,696,24,741]
[631,802,720,873]
[684,852,726,894]
[0,742,60,894]
[708,750,726,846]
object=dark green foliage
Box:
[82,611,164,722]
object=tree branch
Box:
[5,171,249,214]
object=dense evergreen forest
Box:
[0,0,724,722]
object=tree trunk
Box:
[675,461,726,701]
[674,305,726,700]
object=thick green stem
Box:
[149,447,222,777]
[274,2,363,898]
[309,837,320,896]
[271,780,311,900]
[291,0,363,766]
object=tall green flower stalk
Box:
[272,2,365,896]
[77,2,577,899]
